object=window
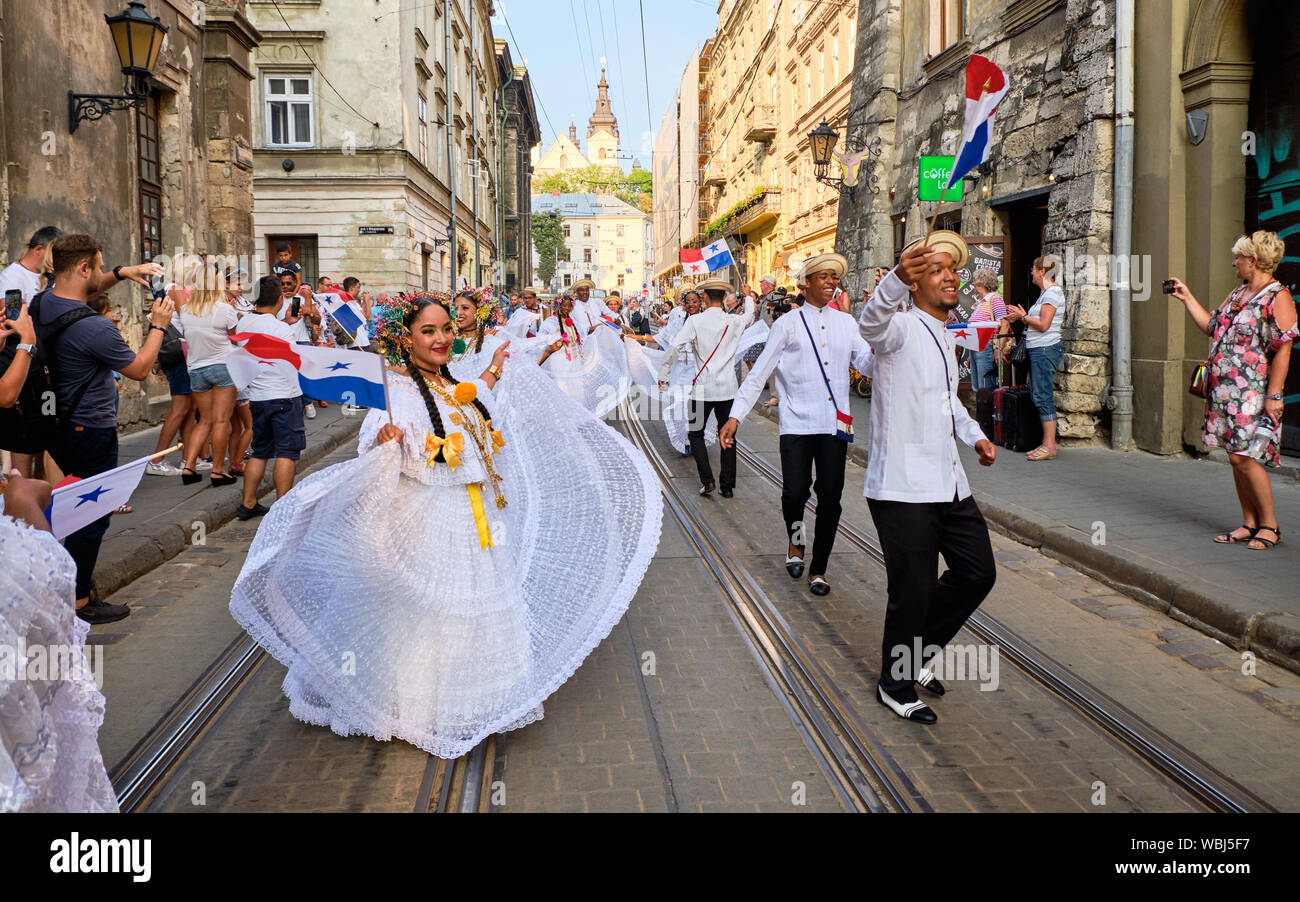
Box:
[928,0,963,56]
[583,224,592,238]
[617,223,625,237]
[617,247,625,262]
[563,223,571,237]
[560,153,568,169]
[583,248,592,263]
[563,273,572,287]
[818,47,825,98]
[617,273,625,287]
[418,94,428,166]
[265,75,313,147]
[136,94,161,261]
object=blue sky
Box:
[491,0,719,170]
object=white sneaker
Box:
[196,457,214,471]
[146,461,181,476]
[304,402,317,420]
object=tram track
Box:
[621,404,930,813]
[731,438,1276,814]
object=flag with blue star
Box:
[47,454,151,540]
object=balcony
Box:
[743,103,777,143]
[731,188,781,233]
[704,169,726,188]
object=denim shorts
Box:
[1028,343,1064,421]
[250,396,307,461]
[164,362,192,396]
[188,362,235,393]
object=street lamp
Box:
[69,1,168,133]
[808,120,839,182]
[806,119,881,200]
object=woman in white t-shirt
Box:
[178,265,239,486]
[1006,254,1066,461]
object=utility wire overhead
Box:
[270,0,379,130]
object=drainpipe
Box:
[470,0,481,288]
[497,71,514,293]
[446,0,457,289]
[1109,0,1135,449]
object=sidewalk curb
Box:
[754,403,1300,676]
[95,416,363,599]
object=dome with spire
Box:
[587,68,619,140]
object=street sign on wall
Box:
[918,156,963,202]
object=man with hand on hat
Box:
[858,231,998,725]
[719,253,874,598]
[658,278,755,498]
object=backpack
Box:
[17,290,103,435]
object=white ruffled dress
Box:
[535,307,634,418]
[0,512,118,813]
[229,364,662,759]
[625,311,719,454]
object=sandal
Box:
[1026,446,1058,461]
[113,503,133,514]
[1248,526,1281,550]
[1214,524,1256,544]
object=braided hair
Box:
[455,288,487,353]
[403,296,492,462]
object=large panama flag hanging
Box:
[946,54,1010,190]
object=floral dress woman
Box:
[1204,281,1298,468]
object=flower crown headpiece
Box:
[374,291,453,366]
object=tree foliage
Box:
[532,210,567,285]
[534,165,653,212]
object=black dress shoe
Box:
[785,554,805,578]
[877,685,937,724]
[917,665,946,697]
[76,594,131,625]
[236,502,269,521]
[809,576,830,596]
[699,483,716,496]
[720,487,734,498]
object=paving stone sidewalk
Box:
[758,392,1300,674]
[91,404,365,597]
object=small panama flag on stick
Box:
[926,54,1009,244]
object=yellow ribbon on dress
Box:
[424,431,464,470]
[489,422,506,454]
[467,483,493,549]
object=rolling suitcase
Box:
[1000,387,1043,452]
[976,388,995,441]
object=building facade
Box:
[532,71,623,179]
[246,0,501,293]
[836,0,1296,455]
[0,0,259,430]
[532,193,652,297]
[495,40,541,291]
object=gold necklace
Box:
[420,372,507,509]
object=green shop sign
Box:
[918,156,962,202]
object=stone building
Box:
[246,0,502,293]
[0,0,259,430]
[836,0,1119,443]
[532,193,652,297]
[837,0,1297,456]
[495,40,541,291]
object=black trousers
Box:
[779,433,847,577]
[867,495,997,694]
[51,424,119,600]
[688,398,736,490]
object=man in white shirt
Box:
[859,232,998,724]
[658,278,754,497]
[570,279,604,335]
[720,254,873,598]
[235,275,306,521]
[504,287,544,337]
[0,227,63,306]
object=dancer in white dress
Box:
[535,294,633,417]
[0,473,118,813]
[229,295,662,758]
[626,291,718,455]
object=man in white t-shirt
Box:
[235,275,307,521]
[0,227,63,306]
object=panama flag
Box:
[946,55,1010,189]
[599,314,624,333]
[46,455,150,540]
[317,292,370,347]
[947,321,1001,352]
[227,332,389,409]
[680,238,735,274]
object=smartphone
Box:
[4,289,21,321]
[1162,279,1177,295]
[149,276,167,300]
[291,297,302,317]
